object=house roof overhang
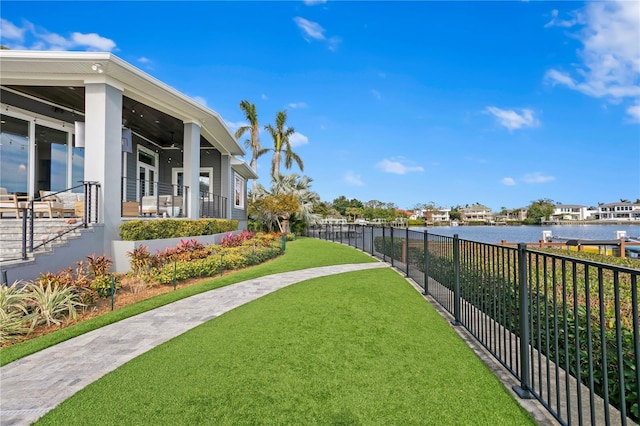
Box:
[231,158,259,180]
[0,50,244,156]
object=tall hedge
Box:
[119,219,238,241]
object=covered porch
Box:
[1,51,257,258]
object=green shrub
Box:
[152,235,283,284]
[119,219,238,241]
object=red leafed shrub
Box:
[156,238,212,263]
[219,230,256,248]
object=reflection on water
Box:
[411,224,640,244]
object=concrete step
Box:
[0,223,93,263]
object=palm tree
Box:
[264,110,303,177]
[250,173,320,232]
[234,100,262,190]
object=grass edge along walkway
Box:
[36,267,536,425]
[1,238,376,366]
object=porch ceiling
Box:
[0,51,244,156]
[4,85,211,150]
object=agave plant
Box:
[0,281,34,344]
[23,280,84,328]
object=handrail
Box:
[18,182,101,260]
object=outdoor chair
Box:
[141,195,183,217]
[40,191,84,217]
[0,187,24,218]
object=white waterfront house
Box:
[0,50,257,273]
[412,208,451,223]
[461,205,493,222]
[551,204,592,221]
[597,201,640,221]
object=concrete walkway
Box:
[0,262,388,426]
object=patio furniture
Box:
[141,195,182,217]
[0,187,24,218]
[122,201,140,217]
[40,191,85,217]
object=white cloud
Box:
[544,9,579,28]
[502,177,516,186]
[0,18,25,41]
[327,36,342,52]
[0,18,117,52]
[626,103,640,123]
[375,158,424,175]
[261,93,268,100]
[370,89,381,100]
[485,106,540,131]
[294,17,326,41]
[192,96,208,107]
[290,132,309,147]
[225,120,247,132]
[464,156,488,164]
[304,0,327,5]
[138,57,150,63]
[293,16,341,51]
[71,32,116,51]
[545,1,640,103]
[288,102,308,109]
[344,171,364,187]
[522,172,555,184]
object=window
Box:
[234,173,244,208]
[71,135,85,192]
[0,115,29,194]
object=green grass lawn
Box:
[1,238,376,366]
[36,267,534,425]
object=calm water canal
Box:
[410,224,640,244]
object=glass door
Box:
[0,115,29,196]
[172,167,213,216]
[137,146,158,200]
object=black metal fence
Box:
[306,224,640,426]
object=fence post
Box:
[382,227,386,262]
[390,227,394,267]
[405,227,409,277]
[423,230,429,295]
[452,234,461,325]
[369,226,374,256]
[513,242,534,399]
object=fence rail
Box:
[306,224,640,426]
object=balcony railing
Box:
[120,177,228,219]
[121,177,187,218]
[306,224,639,426]
[200,191,227,219]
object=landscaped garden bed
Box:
[0,231,289,348]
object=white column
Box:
[84,83,123,255]
[183,122,200,219]
[220,154,232,219]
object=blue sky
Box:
[1,1,639,211]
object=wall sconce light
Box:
[91,63,104,73]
